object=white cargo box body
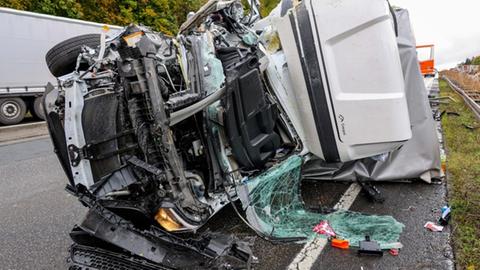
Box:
[0,8,122,91]
[276,0,411,162]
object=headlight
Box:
[154,208,184,231]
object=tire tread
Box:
[45,34,100,77]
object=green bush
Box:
[0,0,203,35]
[0,0,280,34]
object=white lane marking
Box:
[287,183,362,270]
[333,183,362,210]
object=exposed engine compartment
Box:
[44,3,299,237]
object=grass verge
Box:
[440,79,480,269]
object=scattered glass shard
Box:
[238,155,405,247]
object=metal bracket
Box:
[68,143,97,167]
[67,144,83,167]
[68,143,138,167]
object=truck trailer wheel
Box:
[31,96,45,120]
[0,98,27,125]
[45,34,101,77]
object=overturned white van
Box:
[268,0,411,162]
[42,0,413,268]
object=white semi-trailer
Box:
[0,7,121,125]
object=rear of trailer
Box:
[0,8,121,125]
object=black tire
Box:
[45,34,101,77]
[31,96,45,120]
[0,98,27,125]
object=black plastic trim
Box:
[309,0,344,143]
[290,6,340,162]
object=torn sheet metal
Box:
[301,9,441,183]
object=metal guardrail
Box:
[444,76,480,121]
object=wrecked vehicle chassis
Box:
[42,0,409,268]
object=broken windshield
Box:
[239,155,404,247]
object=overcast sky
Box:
[391,0,480,70]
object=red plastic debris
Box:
[313,220,336,237]
[389,248,399,256]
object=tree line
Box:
[463,56,480,65]
[0,0,279,35]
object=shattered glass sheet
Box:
[239,155,404,247]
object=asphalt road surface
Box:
[0,137,85,269]
[0,137,454,269]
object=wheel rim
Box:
[1,101,20,119]
[38,102,44,116]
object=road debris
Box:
[439,206,451,226]
[424,221,444,232]
[239,156,405,246]
[358,181,386,203]
[424,206,450,233]
[313,221,336,238]
[389,248,399,256]
[358,236,383,256]
[331,239,350,249]
[381,242,404,250]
